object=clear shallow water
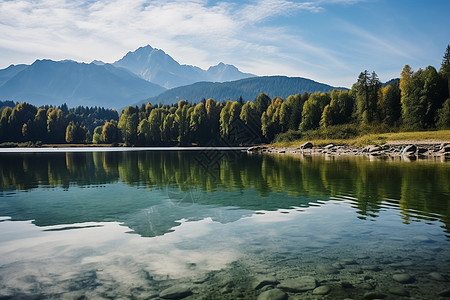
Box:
[0,151,449,299]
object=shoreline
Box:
[247,140,450,160]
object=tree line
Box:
[1,45,449,145]
[0,104,119,144]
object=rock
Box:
[316,264,339,274]
[401,260,413,267]
[278,276,317,292]
[356,254,370,259]
[439,289,450,297]
[278,150,286,153]
[429,272,447,281]
[313,285,331,295]
[247,146,267,152]
[392,273,414,284]
[389,287,410,296]
[347,268,363,274]
[402,145,417,155]
[159,285,192,299]
[362,265,381,271]
[440,144,450,153]
[417,147,428,155]
[332,262,344,269]
[360,283,374,290]
[253,276,279,290]
[257,288,287,300]
[341,281,353,288]
[324,144,334,149]
[363,291,386,299]
[300,142,313,149]
[368,145,382,153]
[341,258,358,265]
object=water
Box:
[0,150,449,299]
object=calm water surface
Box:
[0,150,449,299]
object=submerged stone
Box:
[429,272,447,282]
[316,264,339,274]
[341,258,358,265]
[253,276,279,290]
[389,286,410,296]
[313,285,331,295]
[159,285,192,299]
[392,273,414,284]
[363,291,386,299]
[278,276,317,292]
[361,265,381,271]
[257,288,287,300]
[439,289,450,297]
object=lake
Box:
[0,150,449,299]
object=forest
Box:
[0,46,449,146]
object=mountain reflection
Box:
[0,151,449,236]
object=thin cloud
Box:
[1,0,435,88]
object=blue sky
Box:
[0,0,448,87]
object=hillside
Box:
[0,60,166,109]
[140,75,346,105]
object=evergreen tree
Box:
[436,98,450,129]
[352,70,380,124]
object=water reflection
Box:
[0,151,449,237]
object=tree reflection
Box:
[0,151,449,235]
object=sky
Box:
[0,0,449,88]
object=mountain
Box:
[138,76,346,106]
[0,60,166,109]
[383,78,400,87]
[113,45,255,89]
[0,64,28,86]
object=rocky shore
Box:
[247,141,450,159]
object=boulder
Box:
[247,146,267,152]
[392,273,414,284]
[253,276,279,290]
[313,285,331,295]
[368,145,382,153]
[299,142,313,149]
[159,285,192,299]
[401,145,417,155]
[278,276,317,292]
[257,289,287,300]
[417,147,428,154]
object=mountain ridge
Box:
[0,59,166,109]
[113,45,255,89]
[138,75,347,106]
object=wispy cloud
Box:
[1,0,442,87]
[0,0,338,66]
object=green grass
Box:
[271,129,450,148]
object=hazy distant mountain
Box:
[0,64,28,86]
[91,60,106,66]
[138,76,346,106]
[113,45,255,89]
[0,60,166,109]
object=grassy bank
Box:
[271,129,450,148]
